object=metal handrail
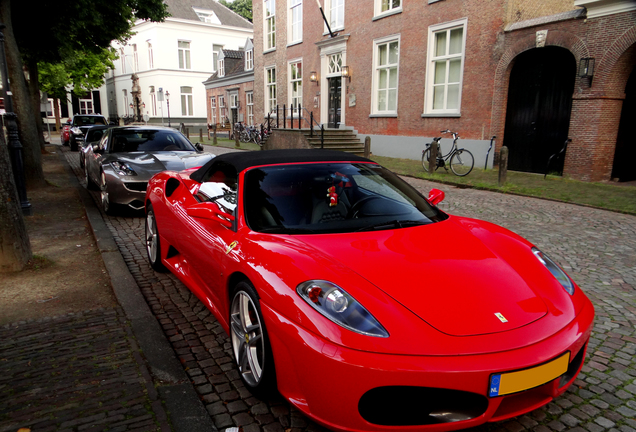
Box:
[545,138,571,178]
[270,105,325,149]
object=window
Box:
[181,86,193,116]
[374,0,401,17]
[265,67,277,113]
[79,99,93,115]
[193,7,221,24]
[219,96,227,124]
[329,0,344,30]
[328,53,342,74]
[264,0,276,50]
[289,60,302,109]
[424,19,466,114]
[219,58,225,77]
[210,96,217,123]
[147,42,154,69]
[372,36,400,115]
[150,86,157,116]
[120,48,126,73]
[178,41,191,69]
[246,92,254,125]
[230,93,239,109]
[245,49,253,70]
[132,44,138,71]
[289,0,302,44]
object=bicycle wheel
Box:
[421,148,432,172]
[450,149,474,176]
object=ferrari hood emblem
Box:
[226,241,238,255]
[495,312,508,323]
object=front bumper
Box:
[262,299,594,432]
[104,171,148,210]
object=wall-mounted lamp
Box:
[309,71,318,85]
[142,102,146,109]
[341,66,351,81]
[578,58,595,78]
[129,103,134,109]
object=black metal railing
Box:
[266,105,325,149]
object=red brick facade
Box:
[253,0,636,181]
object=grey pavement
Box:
[58,142,636,432]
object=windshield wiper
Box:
[356,220,426,232]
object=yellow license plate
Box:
[489,352,570,397]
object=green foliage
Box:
[219,0,253,22]
[39,48,118,101]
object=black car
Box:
[79,125,113,169]
[68,114,109,151]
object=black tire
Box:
[450,149,475,176]
[422,148,434,172]
[85,164,99,191]
[230,281,276,396]
[145,204,167,272]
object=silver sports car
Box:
[84,126,215,214]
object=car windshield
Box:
[109,130,195,153]
[74,116,107,126]
[243,163,448,234]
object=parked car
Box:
[79,125,113,169]
[61,119,72,146]
[144,149,594,432]
[85,126,212,214]
[67,114,109,151]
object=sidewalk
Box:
[0,142,214,432]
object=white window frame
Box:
[122,90,129,116]
[120,48,126,74]
[132,44,138,71]
[288,59,303,109]
[79,99,94,115]
[219,96,227,124]
[147,42,154,69]
[374,0,402,18]
[264,0,276,51]
[246,92,254,125]
[178,41,192,70]
[219,58,225,77]
[245,49,254,70]
[181,86,193,116]
[288,0,302,45]
[210,96,217,123]
[265,66,277,114]
[325,0,344,32]
[423,18,467,116]
[371,35,400,116]
[230,93,239,109]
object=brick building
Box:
[204,39,256,129]
[252,0,636,182]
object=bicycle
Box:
[421,130,475,176]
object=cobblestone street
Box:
[65,147,635,432]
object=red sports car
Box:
[144,149,594,432]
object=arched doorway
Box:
[503,47,576,174]
[611,68,636,182]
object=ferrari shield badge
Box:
[226,241,238,255]
[495,312,508,323]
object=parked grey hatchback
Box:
[84,126,214,214]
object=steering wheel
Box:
[348,196,383,219]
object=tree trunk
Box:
[0,0,45,188]
[54,97,61,131]
[0,122,31,272]
[26,59,47,153]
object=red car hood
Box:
[296,217,548,337]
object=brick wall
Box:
[205,80,255,126]
[505,0,577,24]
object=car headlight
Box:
[297,280,389,337]
[111,161,137,176]
[71,127,83,135]
[532,247,574,295]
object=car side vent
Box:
[359,386,488,426]
[165,178,181,198]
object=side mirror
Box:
[428,188,445,206]
[195,142,204,152]
[92,144,103,154]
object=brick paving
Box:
[0,308,171,432]
[65,146,635,432]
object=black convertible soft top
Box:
[190,149,374,183]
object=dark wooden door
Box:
[328,77,341,128]
[612,68,636,182]
[503,47,576,174]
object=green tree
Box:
[220,0,253,22]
